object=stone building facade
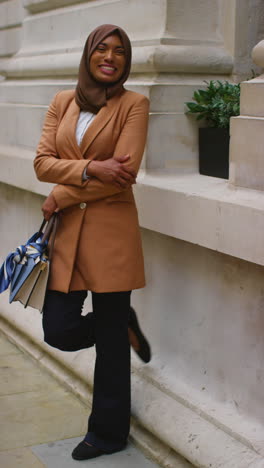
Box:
[1,1,264,466]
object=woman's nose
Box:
[104,49,114,61]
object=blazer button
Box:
[80,202,87,209]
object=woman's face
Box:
[89,33,126,84]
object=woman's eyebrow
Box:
[98,42,125,49]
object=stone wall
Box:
[1,1,264,467]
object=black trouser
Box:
[42,289,131,452]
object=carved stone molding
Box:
[0,44,233,78]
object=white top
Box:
[75,110,95,146]
[76,111,96,181]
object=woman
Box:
[34,24,150,461]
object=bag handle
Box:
[38,213,59,260]
[37,216,54,242]
[38,218,47,235]
[47,213,59,260]
[41,214,57,244]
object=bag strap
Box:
[47,213,59,260]
[41,213,58,244]
[38,213,59,260]
[37,218,47,237]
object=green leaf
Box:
[184,78,243,128]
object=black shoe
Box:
[72,440,126,461]
[72,441,105,460]
[128,307,151,363]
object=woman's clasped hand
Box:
[41,193,58,221]
[41,154,136,220]
[86,154,136,188]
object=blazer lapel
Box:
[80,95,119,157]
[62,99,83,159]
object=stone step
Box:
[230,115,264,190]
[240,78,264,117]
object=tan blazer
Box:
[34,89,149,293]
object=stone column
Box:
[0,0,24,59]
[229,39,264,190]
[0,0,261,179]
[0,0,235,180]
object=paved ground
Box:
[0,331,160,468]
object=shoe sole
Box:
[129,307,151,363]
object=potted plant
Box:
[185,80,240,179]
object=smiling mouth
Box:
[99,65,117,75]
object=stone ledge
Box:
[135,172,264,267]
[0,144,53,196]
[23,0,89,14]
[1,144,264,267]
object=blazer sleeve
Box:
[34,93,90,186]
[52,95,149,210]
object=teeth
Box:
[101,66,115,70]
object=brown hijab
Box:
[75,24,132,114]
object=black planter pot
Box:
[199,127,230,179]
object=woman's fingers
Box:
[115,154,130,163]
[42,209,51,221]
[41,193,58,220]
[115,155,136,178]
[115,174,136,188]
[120,165,136,178]
[117,170,135,183]
[42,206,54,220]
[88,157,136,185]
[116,163,136,181]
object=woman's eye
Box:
[95,46,125,55]
[97,46,106,52]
